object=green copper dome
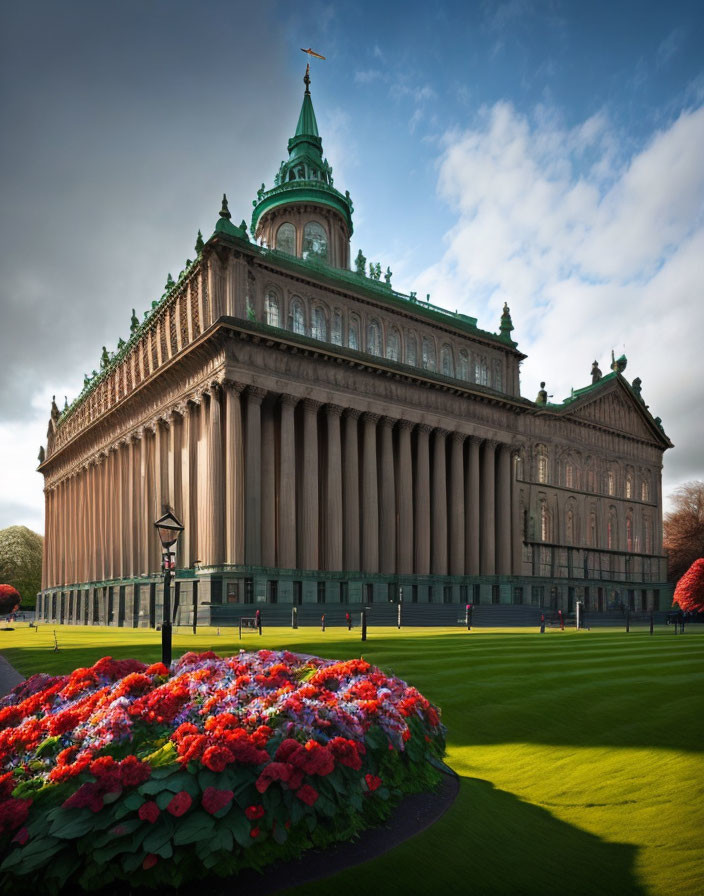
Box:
[251,68,354,236]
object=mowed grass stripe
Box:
[1,624,703,896]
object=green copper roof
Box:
[251,69,353,236]
[295,89,319,139]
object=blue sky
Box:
[1,0,702,532]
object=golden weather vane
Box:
[300,48,326,91]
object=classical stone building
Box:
[36,69,673,627]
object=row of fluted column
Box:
[44,381,516,588]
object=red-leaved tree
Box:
[672,558,704,613]
[0,584,21,616]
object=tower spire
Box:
[304,62,311,95]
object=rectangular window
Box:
[365,583,374,604]
[428,586,434,603]
[227,582,240,604]
[412,585,418,604]
[317,581,326,604]
[628,590,635,611]
[443,586,452,604]
[460,584,468,604]
[293,581,302,606]
[340,582,348,604]
[514,586,523,605]
[473,583,481,604]
[491,585,500,605]
[267,581,278,604]
[244,579,254,604]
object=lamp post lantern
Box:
[154,510,184,667]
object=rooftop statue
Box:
[355,249,366,275]
[130,309,139,335]
[536,382,548,406]
[38,445,45,464]
[50,395,60,420]
[100,346,110,369]
[611,350,627,374]
[117,338,125,351]
[500,302,514,341]
[195,230,204,254]
[591,360,602,384]
[385,267,393,286]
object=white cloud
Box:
[420,100,704,499]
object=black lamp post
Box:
[154,510,184,667]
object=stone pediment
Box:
[564,385,662,442]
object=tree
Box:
[672,558,704,613]
[0,526,43,606]
[0,584,21,615]
[664,481,704,583]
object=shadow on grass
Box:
[277,776,647,896]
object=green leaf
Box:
[142,820,174,855]
[1,836,64,874]
[273,824,288,845]
[143,741,177,767]
[225,810,251,848]
[49,810,96,840]
[172,810,216,845]
[35,735,61,757]
[122,791,145,811]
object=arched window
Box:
[566,509,575,545]
[441,345,454,377]
[367,319,382,356]
[565,464,574,489]
[386,328,400,362]
[276,223,295,255]
[644,517,652,553]
[265,290,280,327]
[311,306,327,341]
[422,337,436,371]
[607,471,615,496]
[626,516,633,552]
[493,359,503,391]
[588,511,597,547]
[289,297,305,335]
[458,350,469,380]
[625,470,634,499]
[537,446,548,484]
[540,502,550,542]
[331,311,343,346]
[302,221,328,261]
[406,332,418,366]
[641,479,649,502]
[475,357,488,385]
[608,508,617,550]
[348,314,360,351]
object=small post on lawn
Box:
[361,609,367,642]
[625,609,630,633]
[154,510,184,669]
[292,607,298,629]
[321,614,326,632]
[540,613,545,634]
[238,618,242,640]
[256,609,262,635]
[650,612,654,635]
[397,586,403,630]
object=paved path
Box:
[0,654,24,698]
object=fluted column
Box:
[378,417,396,575]
[278,395,297,569]
[98,455,107,580]
[141,433,153,574]
[414,424,431,575]
[127,437,138,576]
[325,404,344,570]
[431,429,448,575]
[88,464,97,582]
[245,387,265,566]
[450,433,465,576]
[168,412,184,566]
[154,419,168,517]
[224,384,245,566]
[42,488,49,590]
[510,451,522,575]
[205,387,224,566]
[343,409,361,571]
[361,413,380,573]
[466,438,481,575]
[300,399,321,570]
[118,444,127,577]
[480,440,497,575]
[496,442,512,576]
[397,421,414,574]
[185,400,200,567]
[261,398,276,567]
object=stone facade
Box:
[36,73,672,627]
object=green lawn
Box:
[1,623,702,896]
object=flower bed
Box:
[0,650,445,892]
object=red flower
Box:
[295,784,319,806]
[62,782,103,813]
[89,755,122,792]
[275,738,304,763]
[202,745,235,773]
[365,774,382,792]
[245,804,265,821]
[249,826,260,838]
[202,787,234,815]
[138,801,160,823]
[142,854,158,870]
[0,797,32,834]
[329,737,363,770]
[166,791,192,817]
[145,662,169,676]
[301,740,334,776]
[12,826,29,845]
[0,772,15,799]
[255,762,290,793]
[118,755,151,788]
